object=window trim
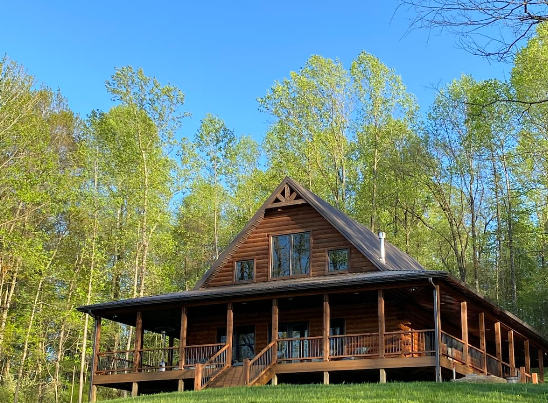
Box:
[234,259,255,283]
[326,248,350,274]
[269,231,311,280]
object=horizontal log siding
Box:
[204,204,377,288]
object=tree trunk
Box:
[501,153,516,308]
[78,149,99,403]
[0,258,19,354]
[489,148,503,304]
[14,276,44,403]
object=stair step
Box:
[207,365,246,388]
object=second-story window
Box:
[271,232,310,277]
[328,249,349,272]
[235,259,254,282]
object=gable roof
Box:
[194,177,424,289]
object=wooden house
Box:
[78,177,548,400]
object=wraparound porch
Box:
[87,281,546,399]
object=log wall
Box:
[204,204,377,288]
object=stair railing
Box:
[194,344,230,391]
[246,340,277,386]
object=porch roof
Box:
[77,269,548,349]
[77,270,445,315]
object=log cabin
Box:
[77,177,548,400]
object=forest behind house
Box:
[2,22,548,403]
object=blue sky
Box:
[1,1,509,142]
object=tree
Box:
[195,114,236,258]
[350,50,418,233]
[511,22,548,308]
[104,66,187,298]
[174,115,263,286]
[259,55,352,210]
[399,0,548,61]
[421,75,488,284]
[467,79,521,306]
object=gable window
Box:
[271,232,310,277]
[235,259,254,282]
[328,249,349,272]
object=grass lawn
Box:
[105,382,548,403]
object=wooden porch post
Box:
[323,294,330,384]
[508,330,515,376]
[434,284,441,382]
[226,303,233,366]
[323,294,330,361]
[272,299,278,385]
[131,382,138,397]
[538,349,545,383]
[479,312,487,374]
[378,290,385,358]
[519,366,526,383]
[378,290,386,383]
[178,306,187,391]
[132,312,143,397]
[272,299,279,340]
[194,363,203,391]
[89,316,101,403]
[461,302,468,365]
[524,340,530,375]
[495,322,502,376]
[272,299,279,346]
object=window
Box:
[328,249,349,272]
[235,259,254,282]
[271,232,310,277]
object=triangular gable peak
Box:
[267,183,305,209]
[194,177,424,289]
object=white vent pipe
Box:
[378,232,386,263]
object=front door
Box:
[217,325,255,363]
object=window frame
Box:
[326,248,350,274]
[269,231,311,279]
[234,259,255,283]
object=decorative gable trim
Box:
[267,183,306,209]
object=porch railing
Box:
[96,350,135,375]
[183,343,224,367]
[441,331,466,364]
[247,340,277,385]
[195,344,230,390]
[486,353,501,377]
[277,336,323,362]
[96,343,225,374]
[501,361,512,378]
[468,344,485,372]
[384,330,435,356]
[329,333,379,358]
[139,346,180,372]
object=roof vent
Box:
[378,232,386,264]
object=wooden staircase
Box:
[206,365,246,388]
[250,365,276,386]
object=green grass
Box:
[105,382,548,403]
